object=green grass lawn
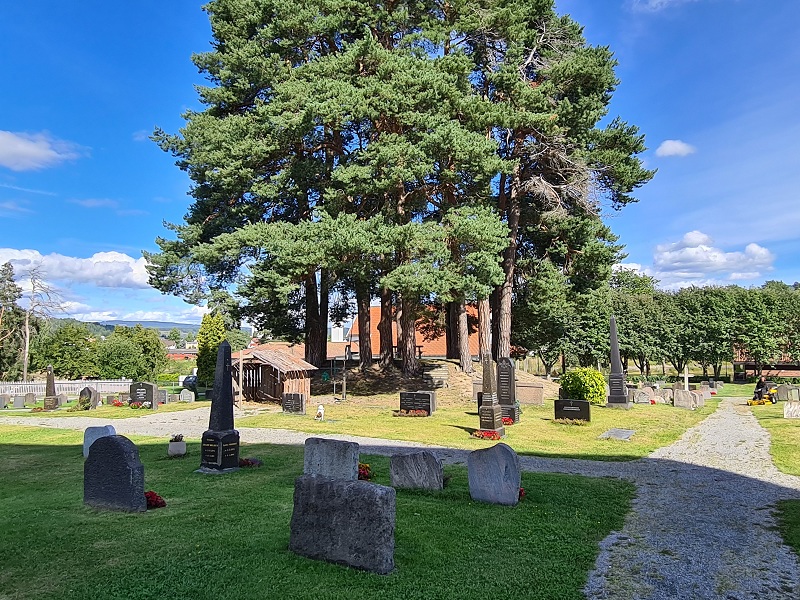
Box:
[2,400,211,419]
[238,399,719,461]
[0,426,633,600]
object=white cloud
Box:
[0,183,56,196]
[0,131,86,171]
[132,130,150,142]
[649,230,775,287]
[0,201,32,215]
[69,198,119,209]
[631,0,700,11]
[0,249,151,289]
[66,305,208,325]
[655,139,697,157]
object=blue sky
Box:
[0,0,797,324]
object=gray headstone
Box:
[467,443,521,506]
[784,402,800,419]
[673,389,696,410]
[156,389,167,406]
[167,394,180,404]
[45,365,56,397]
[179,389,195,402]
[0,393,10,408]
[84,435,146,512]
[777,384,799,402]
[303,437,358,481]
[599,428,635,441]
[289,475,395,575]
[80,387,98,409]
[43,396,58,410]
[57,393,68,406]
[789,388,800,402]
[633,388,652,404]
[13,396,24,408]
[693,391,705,408]
[118,391,130,404]
[83,425,117,458]
[24,393,36,406]
[389,451,443,490]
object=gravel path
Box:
[2,396,799,598]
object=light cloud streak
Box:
[0,131,86,171]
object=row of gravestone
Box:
[291,437,522,575]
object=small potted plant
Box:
[168,433,186,457]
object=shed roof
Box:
[233,349,317,374]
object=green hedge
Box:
[560,368,606,405]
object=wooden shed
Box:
[231,349,316,404]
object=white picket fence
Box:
[0,379,133,396]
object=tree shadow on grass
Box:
[447,424,477,435]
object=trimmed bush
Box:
[560,368,606,405]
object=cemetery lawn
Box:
[2,401,211,419]
[0,426,633,600]
[237,399,719,461]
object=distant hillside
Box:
[98,320,201,334]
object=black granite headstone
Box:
[554,399,590,422]
[399,391,436,415]
[129,382,156,409]
[199,341,239,473]
[282,392,306,414]
[84,435,146,512]
[497,357,520,423]
[607,315,630,407]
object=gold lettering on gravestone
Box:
[202,441,221,465]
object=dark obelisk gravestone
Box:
[198,341,240,473]
[607,315,631,409]
[497,358,520,423]
[43,365,58,410]
[478,356,505,436]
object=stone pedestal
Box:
[199,429,240,472]
[607,373,631,409]
[478,394,505,437]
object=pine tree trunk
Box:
[446,301,459,359]
[378,287,394,367]
[355,281,372,370]
[497,167,520,359]
[457,299,473,373]
[400,294,419,375]
[490,287,500,360]
[304,271,328,368]
[395,298,403,361]
[478,297,491,359]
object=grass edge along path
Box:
[236,400,720,462]
[747,401,800,559]
[0,425,633,600]
[1,400,211,419]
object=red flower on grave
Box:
[144,490,166,509]
[358,463,372,481]
[471,430,501,441]
[501,416,514,426]
[238,457,262,468]
[519,487,525,501]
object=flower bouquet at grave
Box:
[501,416,514,426]
[170,433,184,443]
[358,463,372,481]
[112,399,125,407]
[471,430,501,441]
[144,490,166,509]
[142,401,152,409]
[393,409,428,417]
[238,457,262,468]
[130,402,143,409]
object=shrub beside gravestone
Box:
[560,368,606,405]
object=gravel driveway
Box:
[2,396,799,598]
